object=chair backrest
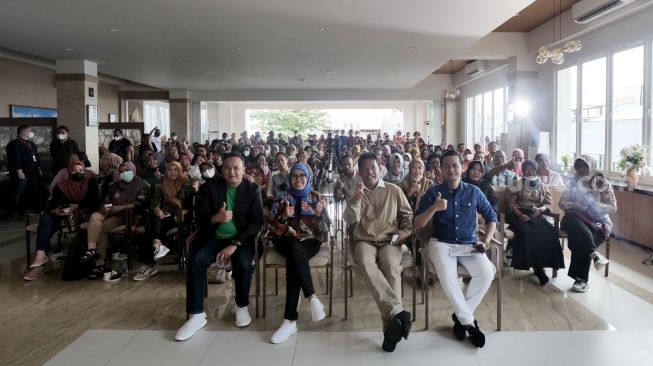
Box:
[493,187,508,215]
[548,185,566,218]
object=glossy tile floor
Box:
[1,217,653,365]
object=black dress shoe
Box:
[395,310,412,340]
[382,318,403,352]
[466,320,485,348]
[451,313,466,341]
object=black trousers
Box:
[274,237,322,321]
[564,214,603,282]
[186,238,254,314]
[141,214,177,265]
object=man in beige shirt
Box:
[344,153,413,352]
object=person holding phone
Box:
[135,161,198,281]
[343,153,413,352]
[414,150,497,349]
[24,161,99,281]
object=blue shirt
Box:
[416,181,497,245]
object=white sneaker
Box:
[591,252,609,271]
[226,270,232,281]
[175,312,207,341]
[310,297,326,322]
[133,265,158,281]
[270,319,297,344]
[234,306,251,327]
[153,243,170,260]
[215,269,226,284]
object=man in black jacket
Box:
[6,125,42,218]
[176,153,264,341]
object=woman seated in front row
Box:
[462,161,498,214]
[268,163,329,344]
[24,161,100,281]
[505,160,564,286]
[81,163,150,282]
[134,161,198,281]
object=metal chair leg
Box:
[604,238,610,277]
[274,268,279,296]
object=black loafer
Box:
[395,311,412,340]
[451,313,467,341]
[382,318,403,352]
[466,320,486,348]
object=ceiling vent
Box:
[464,60,486,77]
[572,0,634,24]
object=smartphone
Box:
[390,234,399,246]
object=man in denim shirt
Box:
[415,150,497,348]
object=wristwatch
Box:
[231,240,242,248]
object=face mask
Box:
[113,136,122,141]
[27,132,35,139]
[119,170,135,183]
[202,167,215,179]
[71,172,84,182]
[58,133,67,140]
[465,154,473,161]
[243,150,250,157]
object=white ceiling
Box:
[0,0,533,90]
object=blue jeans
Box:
[35,212,63,253]
[186,239,254,314]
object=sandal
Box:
[80,248,99,263]
[88,266,104,280]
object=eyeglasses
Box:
[291,174,307,180]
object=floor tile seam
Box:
[100,329,142,366]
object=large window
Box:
[611,46,644,170]
[556,66,577,165]
[581,57,607,170]
[465,87,508,147]
[143,101,170,137]
[555,42,653,181]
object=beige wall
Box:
[98,82,120,122]
[0,56,56,117]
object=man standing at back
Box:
[6,125,42,218]
[344,153,413,352]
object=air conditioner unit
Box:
[464,60,485,77]
[572,0,634,24]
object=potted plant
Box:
[560,153,571,171]
[617,145,648,190]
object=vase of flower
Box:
[626,168,639,190]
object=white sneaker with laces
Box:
[153,243,170,260]
[310,297,326,322]
[270,319,297,344]
[235,306,251,327]
[591,252,609,271]
[572,280,589,293]
[133,265,158,281]
[175,312,207,341]
[215,269,226,284]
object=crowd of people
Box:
[6,124,617,350]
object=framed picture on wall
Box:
[108,113,117,122]
[10,105,57,118]
[87,105,98,126]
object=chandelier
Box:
[535,0,582,65]
[444,60,460,100]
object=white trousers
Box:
[426,239,494,325]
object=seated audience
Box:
[268,163,329,343]
[334,155,360,202]
[383,153,406,184]
[534,153,564,186]
[343,153,413,352]
[505,160,564,285]
[462,161,498,214]
[485,151,517,187]
[175,154,263,341]
[559,155,616,293]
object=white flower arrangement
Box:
[617,145,648,172]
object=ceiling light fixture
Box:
[320,26,328,31]
[234,47,242,51]
[444,60,460,101]
[108,28,119,32]
[324,70,336,74]
[536,0,581,65]
[65,48,73,52]
[411,46,418,51]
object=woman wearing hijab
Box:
[82,163,150,281]
[398,159,433,212]
[505,160,564,286]
[462,161,498,214]
[135,161,199,281]
[24,161,100,281]
[559,155,616,293]
[384,153,406,184]
[268,163,330,344]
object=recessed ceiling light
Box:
[200,71,212,75]
[320,26,328,31]
[108,28,119,32]
[325,70,336,74]
[298,78,305,82]
[411,46,418,51]
[234,47,242,51]
[65,48,73,52]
